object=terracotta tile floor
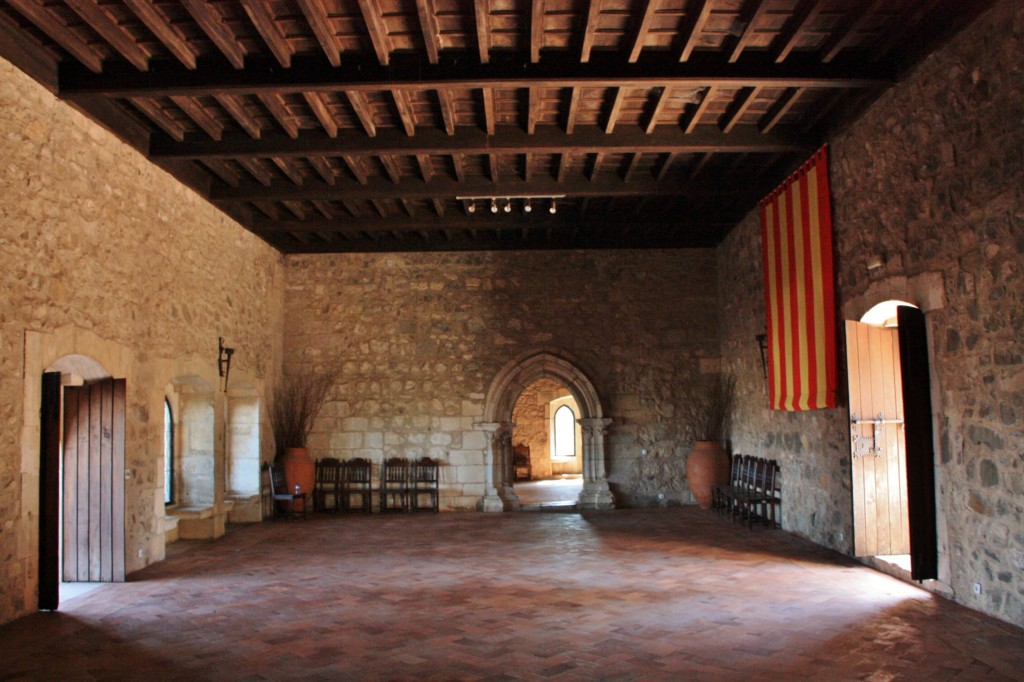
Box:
[3,508,1024,681]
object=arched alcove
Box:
[225,381,261,500]
[483,351,613,510]
[166,375,216,509]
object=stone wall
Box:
[718,0,1024,627]
[511,378,561,479]
[284,249,720,509]
[0,57,284,625]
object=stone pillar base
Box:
[577,480,615,510]
[499,484,521,511]
[481,494,505,513]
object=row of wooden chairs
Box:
[314,457,440,513]
[712,455,781,529]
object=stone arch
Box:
[166,375,216,510]
[482,351,614,510]
[224,378,262,516]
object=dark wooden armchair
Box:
[513,444,532,481]
[410,457,440,512]
[313,457,342,513]
[341,457,373,512]
[380,457,410,512]
[267,462,307,520]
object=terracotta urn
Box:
[686,440,730,510]
[280,446,315,512]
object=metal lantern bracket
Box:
[218,337,235,392]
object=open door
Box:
[39,372,62,610]
[897,306,938,581]
[846,320,909,558]
[62,379,126,583]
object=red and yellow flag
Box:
[759,145,837,411]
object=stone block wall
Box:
[0,57,284,625]
[718,0,1024,627]
[284,249,720,509]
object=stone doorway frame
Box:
[479,351,614,511]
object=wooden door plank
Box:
[879,328,906,554]
[845,321,868,557]
[88,383,103,582]
[99,380,114,583]
[856,322,878,556]
[62,385,79,581]
[76,387,90,581]
[866,324,892,555]
[892,335,911,555]
[112,379,127,581]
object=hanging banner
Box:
[759,145,837,411]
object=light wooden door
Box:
[62,379,126,583]
[845,320,910,557]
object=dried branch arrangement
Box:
[680,374,736,443]
[270,369,337,457]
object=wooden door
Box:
[38,372,62,609]
[62,379,126,583]
[845,320,910,557]
[897,306,938,581]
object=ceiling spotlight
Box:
[467,201,476,214]
[524,200,532,213]
[490,198,498,213]
[549,199,557,214]
[503,199,512,213]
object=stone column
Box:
[476,422,505,512]
[578,417,615,509]
[494,424,521,511]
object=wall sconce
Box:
[756,333,768,379]
[866,255,885,271]
[218,337,234,392]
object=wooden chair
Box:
[313,457,342,513]
[380,457,410,512]
[713,454,744,513]
[410,457,440,512]
[341,458,373,512]
[512,444,532,481]
[267,463,307,520]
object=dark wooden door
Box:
[38,372,62,609]
[897,306,938,581]
[62,379,126,583]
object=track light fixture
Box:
[455,195,567,216]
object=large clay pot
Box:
[280,446,315,512]
[686,440,730,510]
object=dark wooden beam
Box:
[531,0,545,63]
[131,98,185,140]
[393,90,416,136]
[416,154,433,182]
[240,0,294,68]
[580,0,602,63]
[720,86,761,133]
[759,86,803,133]
[622,153,643,182]
[342,155,369,184]
[679,0,713,62]
[379,155,402,183]
[683,86,715,134]
[272,158,304,185]
[309,157,336,185]
[437,88,456,135]
[654,152,677,181]
[452,153,466,182]
[258,93,299,138]
[481,87,496,135]
[170,96,223,140]
[65,0,150,71]
[605,87,626,134]
[296,0,341,67]
[772,0,824,64]
[211,174,765,203]
[589,152,604,181]
[151,124,815,160]
[181,0,246,69]
[345,90,377,137]
[304,92,338,138]
[821,0,885,64]
[58,53,892,98]
[7,0,102,73]
[357,0,391,65]
[473,0,490,64]
[728,0,770,64]
[414,0,441,64]
[215,94,261,138]
[644,86,671,134]
[628,0,659,63]
[527,87,540,134]
[565,86,582,134]
[124,0,198,69]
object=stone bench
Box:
[173,501,234,540]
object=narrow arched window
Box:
[164,399,174,505]
[553,404,576,458]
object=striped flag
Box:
[759,145,837,411]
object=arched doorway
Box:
[482,352,613,510]
[845,300,938,581]
[39,354,125,610]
